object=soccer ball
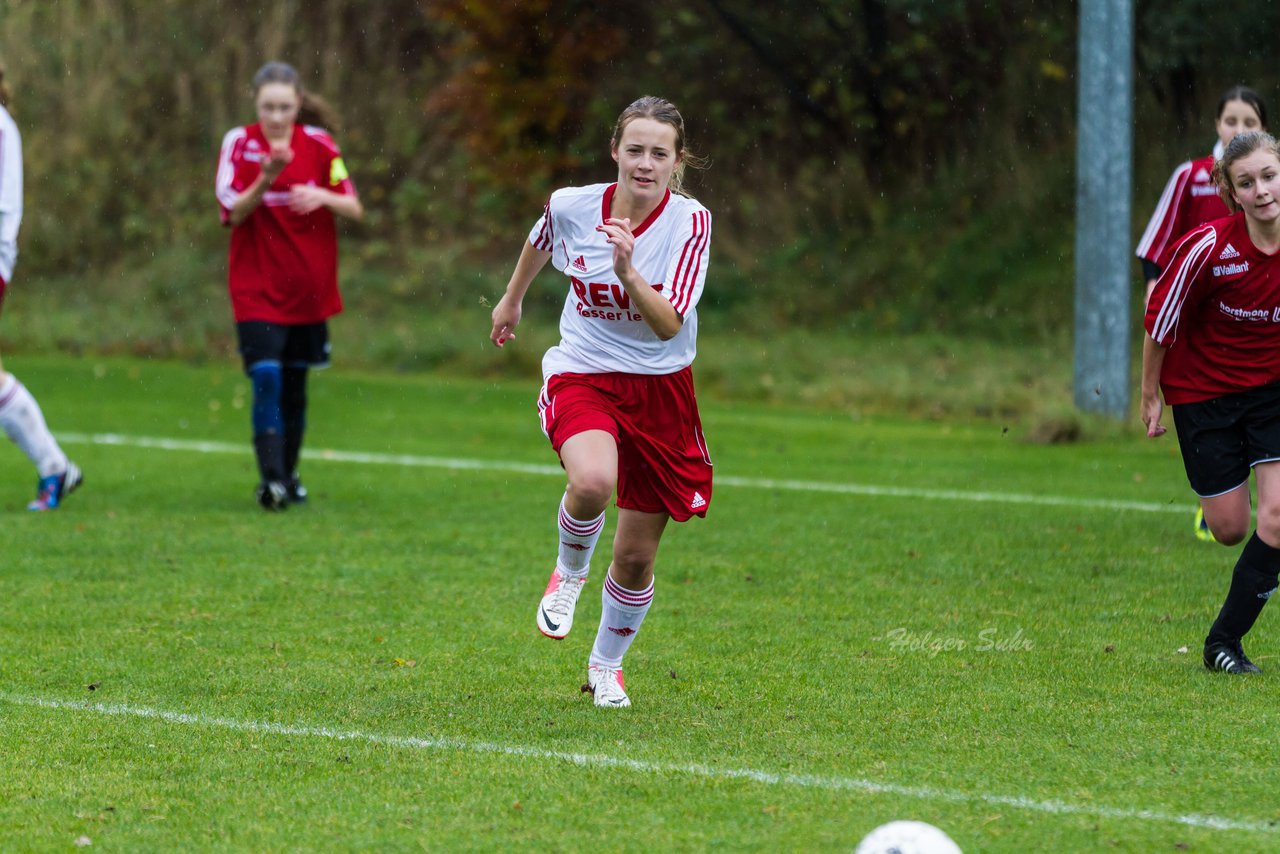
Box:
[854,820,963,854]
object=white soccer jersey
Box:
[529,183,711,378]
[0,105,22,283]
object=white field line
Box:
[2,694,1273,835]
[57,431,1184,515]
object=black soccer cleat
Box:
[255,480,289,512]
[286,474,307,504]
[1203,641,1262,674]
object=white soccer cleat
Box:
[536,567,588,639]
[584,664,630,708]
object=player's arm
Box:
[1142,259,1162,304]
[287,186,363,221]
[599,217,684,340]
[490,239,552,348]
[1135,162,1191,284]
[1140,225,1217,437]
[1140,333,1168,438]
[227,144,292,227]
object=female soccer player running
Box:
[216,62,362,510]
[0,68,82,511]
[490,97,713,707]
[1143,130,1280,674]
[1136,85,1268,541]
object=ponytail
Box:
[299,92,342,135]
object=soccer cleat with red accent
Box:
[536,567,588,639]
[28,462,82,511]
[583,664,630,708]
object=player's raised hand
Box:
[598,217,635,279]
[262,142,293,180]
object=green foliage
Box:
[0,1,1273,342]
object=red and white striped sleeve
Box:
[527,197,555,252]
[215,127,248,225]
[1144,223,1217,346]
[1136,161,1193,265]
[664,207,712,318]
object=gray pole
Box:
[1074,0,1133,418]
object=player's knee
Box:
[1211,519,1250,546]
[611,540,657,575]
[566,470,615,508]
[1252,507,1280,546]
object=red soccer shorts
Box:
[538,367,713,521]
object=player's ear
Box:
[611,144,619,165]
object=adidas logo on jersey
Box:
[1194,167,1211,182]
[1220,243,1242,260]
[572,255,588,272]
[690,491,706,510]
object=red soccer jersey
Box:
[1146,213,1280,404]
[1136,154,1230,270]
[215,123,357,324]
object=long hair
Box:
[1213,131,1280,213]
[0,66,10,109]
[252,61,342,134]
[610,96,707,196]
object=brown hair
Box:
[1218,85,1268,130]
[1213,131,1280,213]
[610,96,707,195]
[252,61,342,135]
[0,67,10,109]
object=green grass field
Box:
[1,354,1277,852]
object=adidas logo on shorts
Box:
[690,491,706,510]
[1220,243,1241,260]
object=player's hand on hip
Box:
[490,296,522,348]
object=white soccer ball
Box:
[854,820,963,854]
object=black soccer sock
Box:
[282,367,308,477]
[1206,531,1280,645]
[253,431,287,484]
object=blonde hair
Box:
[1214,131,1280,213]
[610,96,707,195]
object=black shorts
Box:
[236,321,331,372]
[1172,382,1280,497]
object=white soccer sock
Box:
[589,574,654,669]
[0,374,68,478]
[557,496,605,578]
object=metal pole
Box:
[1074,0,1133,418]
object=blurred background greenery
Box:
[0,0,1273,425]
